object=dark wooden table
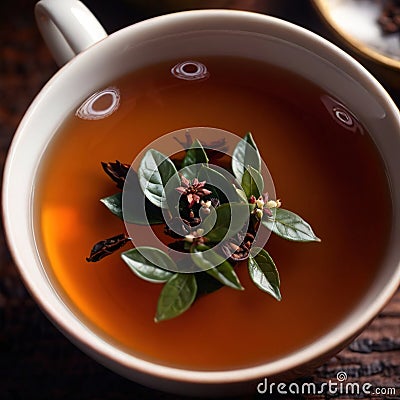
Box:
[1,1,399,399]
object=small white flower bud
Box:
[266,200,278,209]
[184,234,195,242]
[201,200,212,208]
[195,228,204,237]
[200,207,211,216]
[255,208,263,220]
[256,198,265,209]
[229,243,240,251]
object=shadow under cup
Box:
[5,11,400,395]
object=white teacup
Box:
[3,0,400,396]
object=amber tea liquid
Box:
[34,56,392,370]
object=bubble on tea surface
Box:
[321,95,364,134]
[76,87,120,120]
[122,127,276,273]
[171,61,209,81]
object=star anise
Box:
[176,175,212,208]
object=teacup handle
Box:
[35,0,107,67]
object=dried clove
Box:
[86,233,130,262]
[101,160,131,189]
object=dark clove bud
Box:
[101,160,131,189]
[86,233,130,262]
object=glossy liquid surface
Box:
[35,57,392,370]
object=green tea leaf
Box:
[262,208,321,242]
[181,139,209,168]
[195,272,224,296]
[100,193,123,219]
[138,149,180,208]
[155,273,197,322]
[236,188,248,204]
[122,170,166,224]
[203,203,249,242]
[232,132,261,182]
[191,247,243,290]
[121,247,175,283]
[248,248,281,301]
[197,165,237,203]
[100,192,164,225]
[241,165,264,199]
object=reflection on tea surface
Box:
[321,95,364,133]
[171,60,209,81]
[76,87,120,120]
[34,56,392,370]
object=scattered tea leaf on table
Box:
[191,246,244,290]
[181,139,209,168]
[203,203,249,242]
[121,247,175,283]
[248,248,281,301]
[138,149,180,208]
[232,132,261,182]
[155,273,197,322]
[262,208,321,242]
[241,165,264,199]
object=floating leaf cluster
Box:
[87,133,320,321]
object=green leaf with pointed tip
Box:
[121,246,177,283]
[202,203,250,242]
[241,165,264,199]
[262,208,321,242]
[100,192,164,225]
[100,193,123,219]
[248,248,281,301]
[155,273,197,322]
[232,132,261,183]
[181,139,209,168]
[138,149,180,209]
[236,188,248,204]
[121,247,175,283]
[191,246,243,290]
[197,165,237,204]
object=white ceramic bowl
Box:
[3,1,400,396]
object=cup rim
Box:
[3,8,400,386]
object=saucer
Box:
[313,0,400,69]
